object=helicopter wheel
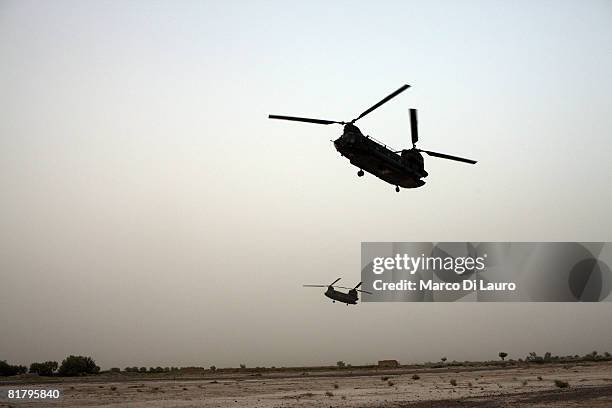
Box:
[395,186,400,193]
[357,170,364,177]
[332,300,335,303]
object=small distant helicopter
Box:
[269,84,477,192]
[303,278,372,305]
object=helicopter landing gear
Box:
[395,186,400,192]
[357,169,364,177]
[332,300,335,303]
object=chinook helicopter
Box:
[269,84,476,192]
[303,278,372,305]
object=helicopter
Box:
[269,84,477,192]
[303,278,372,305]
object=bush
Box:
[554,379,569,388]
[412,374,420,380]
[139,367,147,373]
[336,361,345,369]
[110,367,120,373]
[450,379,457,386]
[29,361,58,376]
[58,356,100,376]
[240,364,246,369]
[0,361,27,376]
[209,365,216,372]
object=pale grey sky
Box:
[1,0,611,369]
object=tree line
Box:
[0,356,99,377]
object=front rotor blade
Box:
[357,289,372,295]
[353,282,363,290]
[352,84,410,123]
[303,285,327,287]
[268,115,343,125]
[420,150,477,164]
[330,277,342,286]
[410,108,418,145]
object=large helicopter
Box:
[303,278,372,305]
[269,84,477,192]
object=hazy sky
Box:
[1,0,612,369]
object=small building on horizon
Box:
[377,360,399,368]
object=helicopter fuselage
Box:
[334,124,427,189]
[325,287,358,305]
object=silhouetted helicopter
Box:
[303,278,372,305]
[269,84,477,192]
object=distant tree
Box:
[110,367,120,373]
[544,352,551,362]
[240,364,246,369]
[139,367,147,373]
[0,361,27,376]
[209,365,216,372]
[440,357,447,363]
[336,361,346,369]
[164,367,170,372]
[29,361,58,376]
[604,352,611,359]
[527,352,544,363]
[498,352,508,361]
[58,356,100,377]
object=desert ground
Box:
[2,362,612,407]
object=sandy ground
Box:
[2,362,612,407]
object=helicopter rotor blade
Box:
[352,84,411,123]
[353,282,363,290]
[357,289,372,295]
[330,277,342,286]
[303,285,327,288]
[410,108,418,146]
[268,115,344,125]
[419,149,477,164]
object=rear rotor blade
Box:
[410,108,418,146]
[303,285,327,288]
[419,149,477,164]
[330,277,342,286]
[353,282,363,290]
[268,115,344,125]
[357,289,372,295]
[352,84,410,123]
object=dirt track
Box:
[2,362,612,407]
